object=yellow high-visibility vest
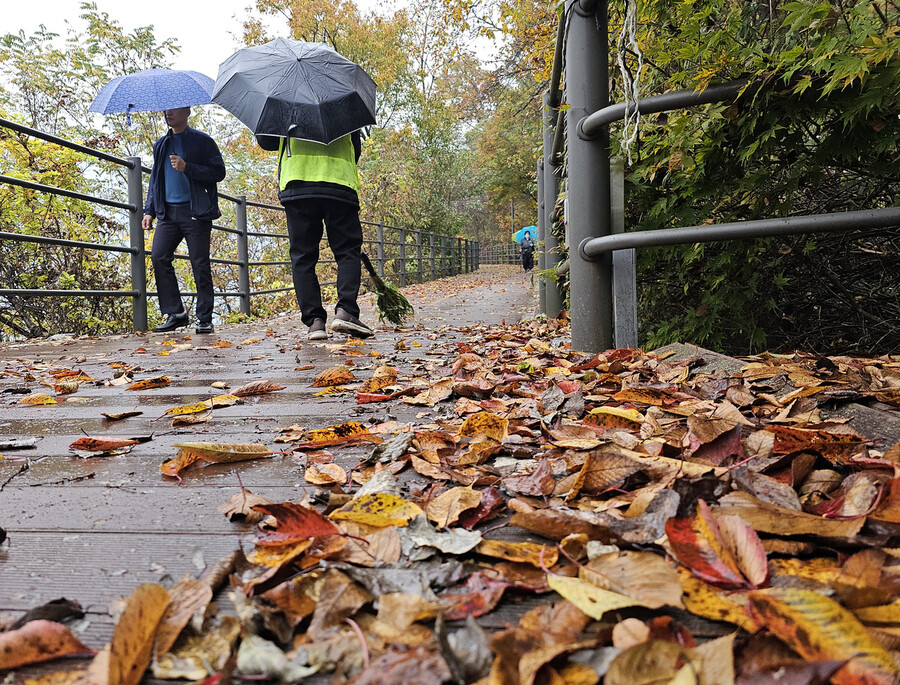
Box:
[278,135,360,193]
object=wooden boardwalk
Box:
[0,266,539,671]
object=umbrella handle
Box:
[284,124,298,158]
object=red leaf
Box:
[438,571,509,620]
[501,458,555,497]
[253,503,341,547]
[665,500,749,589]
[356,392,393,404]
[458,486,505,529]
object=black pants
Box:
[283,199,362,327]
[522,251,534,271]
[151,203,214,323]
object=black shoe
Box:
[154,312,189,333]
[195,322,214,335]
[331,309,373,339]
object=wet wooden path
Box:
[0,266,539,668]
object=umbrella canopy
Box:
[212,38,376,145]
[513,226,537,243]
[89,68,214,115]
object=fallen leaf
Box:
[102,411,143,421]
[547,574,645,620]
[459,411,509,442]
[108,584,171,685]
[253,503,341,546]
[154,576,213,658]
[232,379,286,396]
[69,436,140,453]
[18,393,57,405]
[476,539,558,569]
[0,620,94,669]
[304,463,348,485]
[749,587,900,685]
[312,366,354,387]
[426,487,483,528]
[172,442,273,464]
[331,493,424,527]
[218,489,273,523]
[126,376,171,391]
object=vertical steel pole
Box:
[543,93,564,317]
[610,157,637,347]
[537,157,546,312]
[566,0,612,352]
[376,222,385,277]
[127,157,147,332]
[235,196,251,316]
[416,230,423,282]
[430,233,436,279]
[399,227,407,286]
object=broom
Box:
[360,251,415,325]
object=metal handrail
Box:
[0,117,480,335]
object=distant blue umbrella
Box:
[513,226,537,243]
[89,68,215,123]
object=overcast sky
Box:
[4,0,385,80]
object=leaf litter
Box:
[4,313,900,683]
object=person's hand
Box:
[142,214,153,231]
[169,154,186,172]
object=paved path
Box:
[0,265,539,663]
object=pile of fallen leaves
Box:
[4,316,900,684]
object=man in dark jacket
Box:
[257,129,372,340]
[143,107,226,334]
[520,230,535,272]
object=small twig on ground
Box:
[0,460,30,491]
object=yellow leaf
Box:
[476,539,558,569]
[313,386,348,396]
[163,400,214,417]
[677,567,757,631]
[330,493,424,527]
[18,393,57,405]
[109,584,171,685]
[547,574,645,620]
[127,376,171,391]
[210,394,241,408]
[360,365,398,393]
[459,411,509,442]
[247,540,313,568]
[172,442,273,464]
[853,600,900,624]
[749,588,900,685]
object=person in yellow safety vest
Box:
[256,130,373,340]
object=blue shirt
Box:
[163,133,191,204]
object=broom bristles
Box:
[360,252,415,325]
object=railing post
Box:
[610,158,637,348]
[416,230,423,283]
[566,0,612,352]
[441,236,448,276]
[399,226,407,287]
[537,157,547,313]
[543,93,564,318]
[235,195,251,316]
[127,156,147,332]
[376,222,385,277]
[455,238,461,275]
[430,233,436,280]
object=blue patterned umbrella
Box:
[89,69,215,120]
[513,226,537,243]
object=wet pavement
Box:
[0,265,541,670]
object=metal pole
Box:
[430,233,436,279]
[399,227,407,287]
[543,94,564,317]
[441,236,448,276]
[511,200,515,235]
[609,159,637,348]
[416,230,423,282]
[127,157,147,332]
[376,222,385,277]
[235,195,251,316]
[566,0,612,352]
[537,157,547,313]
[457,238,463,275]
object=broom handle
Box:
[360,251,378,280]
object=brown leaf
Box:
[425,487,483,528]
[232,379,286,396]
[476,539,558,569]
[217,489,273,523]
[502,458,555,497]
[312,366,355,387]
[102,411,143,421]
[304,463,348,485]
[582,551,684,609]
[359,365,398,393]
[0,620,94,669]
[403,378,454,406]
[69,436,140,453]
[253,502,341,546]
[154,576,213,658]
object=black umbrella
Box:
[212,38,376,146]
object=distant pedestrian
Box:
[143,107,226,334]
[257,131,373,341]
[520,230,535,272]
